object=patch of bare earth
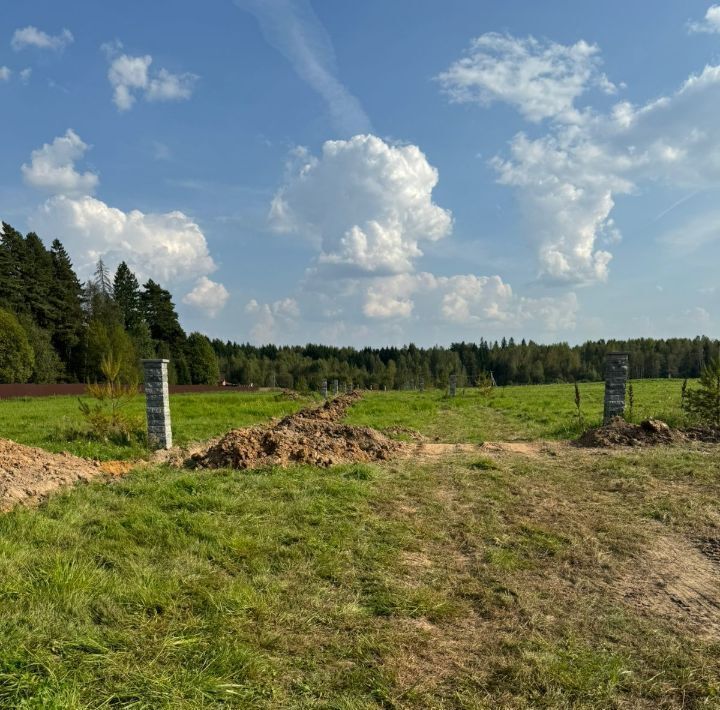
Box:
[0,439,131,511]
[190,392,407,470]
[577,417,720,448]
[618,531,720,640]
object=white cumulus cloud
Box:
[11,26,74,51]
[182,276,230,317]
[437,33,617,124]
[31,195,217,285]
[270,134,453,275]
[440,33,720,284]
[105,43,198,111]
[22,129,99,196]
[688,5,720,33]
[0,67,10,81]
[363,272,578,331]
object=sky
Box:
[2,0,720,347]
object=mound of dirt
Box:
[575,417,720,448]
[0,439,112,511]
[191,392,405,470]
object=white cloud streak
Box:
[236,0,371,136]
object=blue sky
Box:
[2,0,720,346]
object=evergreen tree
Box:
[49,239,84,370]
[140,280,186,346]
[113,262,142,328]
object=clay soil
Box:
[0,439,131,512]
[576,417,720,448]
[191,392,406,470]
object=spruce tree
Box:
[186,332,221,384]
[49,239,84,372]
[113,262,142,328]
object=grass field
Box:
[1,381,719,708]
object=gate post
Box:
[142,359,172,449]
[603,352,629,424]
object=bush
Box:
[78,352,143,444]
[684,358,720,427]
[0,309,34,383]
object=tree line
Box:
[0,222,219,385]
[212,337,720,391]
[1,222,717,389]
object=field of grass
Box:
[0,380,718,708]
[0,391,311,460]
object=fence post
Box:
[142,359,172,450]
[603,352,629,424]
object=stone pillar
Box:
[321,379,328,400]
[142,359,172,449]
[603,352,629,424]
[449,374,457,397]
[419,377,424,392]
[333,379,339,395]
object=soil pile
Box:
[0,439,109,511]
[191,392,405,470]
[576,417,720,448]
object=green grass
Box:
[347,378,690,442]
[0,391,311,460]
[0,380,718,707]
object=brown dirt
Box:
[0,439,131,511]
[190,392,406,470]
[575,417,720,448]
[618,533,720,640]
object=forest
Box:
[1,222,718,389]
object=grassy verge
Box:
[0,442,718,706]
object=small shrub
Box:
[77,352,143,444]
[627,382,634,421]
[685,358,720,427]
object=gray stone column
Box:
[321,379,328,400]
[142,359,172,449]
[603,352,629,424]
[449,374,457,397]
[333,379,339,395]
[419,377,424,392]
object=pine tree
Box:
[0,223,27,313]
[685,358,720,427]
[23,232,55,328]
[140,280,186,346]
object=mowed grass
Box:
[0,391,311,460]
[0,380,718,707]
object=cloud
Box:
[270,134,452,275]
[19,68,31,83]
[22,129,99,196]
[250,133,579,341]
[104,43,198,111]
[440,33,720,284]
[245,297,300,342]
[688,5,720,33]
[0,67,10,81]
[363,272,578,331]
[31,195,217,285]
[182,276,230,317]
[437,33,617,124]
[12,26,73,52]
[237,0,371,136]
